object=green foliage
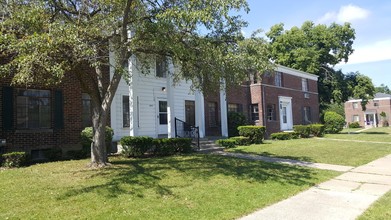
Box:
[238,126,266,144]
[324,111,345,134]
[380,112,387,118]
[216,139,237,148]
[153,138,192,156]
[1,152,28,168]
[266,21,357,110]
[322,102,345,119]
[310,124,325,137]
[229,136,251,146]
[352,73,375,111]
[120,136,154,157]
[293,125,311,138]
[120,137,192,157]
[270,132,294,140]
[375,84,391,94]
[348,122,360,129]
[228,112,247,137]
[81,126,114,154]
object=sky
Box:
[238,0,391,87]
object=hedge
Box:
[228,112,247,137]
[120,136,154,157]
[1,152,28,168]
[120,136,193,157]
[348,122,360,128]
[229,136,251,145]
[238,126,266,144]
[310,124,325,137]
[215,139,237,148]
[270,132,293,140]
[293,125,311,138]
[80,126,114,155]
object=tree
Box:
[266,21,356,109]
[1,0,271,167]
[375,84,391,94]
[351,73,375,111]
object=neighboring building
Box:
[203,65,320,136]
[0,68,110,158]
[344,93,391,128]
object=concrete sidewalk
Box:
[239,154,391,220]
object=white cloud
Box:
[317,4,370,24]
[337,40,391,65]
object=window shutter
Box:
[2,87,14,130]
[54,90,64,129]
[302,107,305,124]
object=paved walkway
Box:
[239,154,391,220]
[213,151,354,172]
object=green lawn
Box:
[359,190,391,220]
[0,154,338,219]
[227,138,391,166]
[326,127,391,143]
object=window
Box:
[158,101,168,125]
[275,72,282,87]
[156,56,167,78]
[208,102,218,127]
[17,89,51,129]
[303,106,312,124]
[251,104,259,121]
[353,102,358,109]
[352,115,360,122]
[185,100,195,126]
[374,101,379,107]
[123,96,130,127]
[82,93,92,128]
[267,104,276,121]
[228,103,243,113]
[302,78,309,91]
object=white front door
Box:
[157,99,168,135]
[279,96,293,131]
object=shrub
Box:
[228,112,247,137]
[154,138,193,156]
[120,136,154,157]
[293,125,311,138]
[348,122,360,129]
[215,139,237,148]
[81,126,114,154]
[238,126,266,144]
[324,111,345,134]
[229,136,251,145]
[67,149,89,160]
[2,152,28,168]
[270,132,293,140]
[310,124,325,137]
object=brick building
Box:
[0,68,109,158]
[344,93,391,128]
[204,65,320,136]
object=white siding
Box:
[111,58,195,140]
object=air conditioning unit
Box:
[304,93,310,99]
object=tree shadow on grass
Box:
[360,132,389,135]
[227,148,315,163]
[58,154,324,200]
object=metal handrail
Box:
[174,117,200,150]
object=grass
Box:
[326,127,391,143]
[227,127,391,166]
[0,154,338,219]
[359,190,391,220]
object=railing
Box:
[174,117,200,150]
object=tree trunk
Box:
[90,116,108,167]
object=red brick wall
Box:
[0,67,110,154]
[203,71,320,137]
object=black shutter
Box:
[54,90,64,129]
[2,87,14,130]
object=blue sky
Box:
[238,0,391,87]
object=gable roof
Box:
[347,93,391,102]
